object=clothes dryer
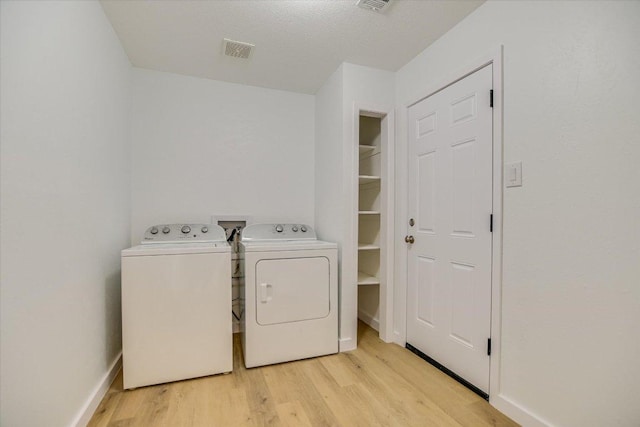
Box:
[240,223,338,368]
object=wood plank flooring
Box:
[88,322,518,426]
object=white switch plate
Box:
[505,162,522,187]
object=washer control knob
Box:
[301,225,307,232]
[162,226,170,234]
[292,225,299,232]
[201,226,208,233]
[150,227,159,235]
[275,224,284,233]
[181,225,191,234]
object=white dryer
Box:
[121,224,231,389]
[240,223,338,368]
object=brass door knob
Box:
[405,235,415,244]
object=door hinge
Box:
[490,90,494,108]
[490,214,493,232]
[487,338,492,356]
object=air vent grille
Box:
[223,38,254,59]
[356,0,391,13]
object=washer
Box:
[121,224,231,389]
[240,223,338,368]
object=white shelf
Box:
[359,210,380,215]
[358,271,380,286]
[359,145,376,154]
[358,243,380,251]
[359,175,381,185]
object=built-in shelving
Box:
[356,112,390,338]
[357,114,383,294]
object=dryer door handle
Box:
[259,283,272,303]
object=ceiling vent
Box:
[356,0,391,13]
[223,38,254,59]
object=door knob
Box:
[405,235,415,244]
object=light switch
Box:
[505,162,522,187]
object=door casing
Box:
[348,105,395,344]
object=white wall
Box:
[0,1,132,426]
[314,67,345,245]
[315,63,394,350]
[394,1,640,426]
[130,68,315,243]
[314,65,346,348]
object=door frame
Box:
[349,104,395,343]
[396,46,504,399]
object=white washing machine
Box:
[121,224,232,389]
[240,223,338,368]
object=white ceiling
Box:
[100,0,484,95]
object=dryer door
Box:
[255,256,330,325]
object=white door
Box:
[406,64,493,394]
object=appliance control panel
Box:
[141,224,226,244]
[241,223,317,241]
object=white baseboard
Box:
[71,352,122,427]
[357,309,379,332]
[491,394,552,427]
[339,336,356,352]
[392,330,404,347]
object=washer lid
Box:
[122,242,230,257]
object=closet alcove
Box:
[356,114,388,338]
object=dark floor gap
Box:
[405,343,489,401]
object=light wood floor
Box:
[89,322,518,426]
